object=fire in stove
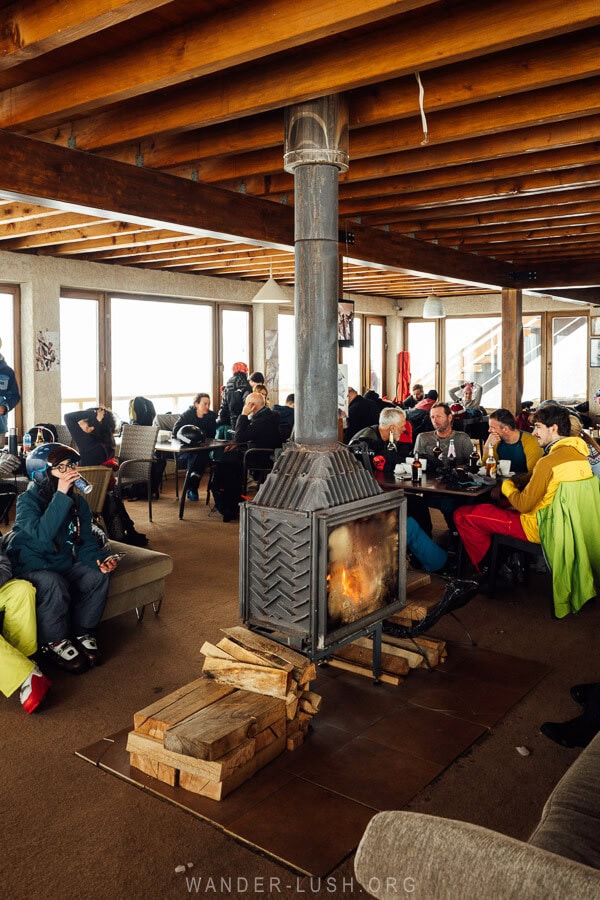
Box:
[327,510,399,631]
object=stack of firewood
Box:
[126,627,319,800]
[200,626,319,751]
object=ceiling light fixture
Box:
[422,293,446,319]
[252,265,290,304]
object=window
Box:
[445,317,502,408]
[110,296,213,423]
[406,321,437,392]
[60,294,100,418]
[551,315,587,403]
[341,314,362,392]
[221,307,250,382]
[366,317,385,395]
[522,315,542,403]
[277,313,295,404]
[0,286,20,433]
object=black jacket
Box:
[172,406,217,440]
[64,409,115,466]
[343,394,379,442]
[217,374,251,428]
[234,407,282,449]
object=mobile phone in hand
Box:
[103,552,127,563]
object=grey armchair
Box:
[115,423,159,521]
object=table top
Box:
[374,468,494,498]
[155,439,225,453]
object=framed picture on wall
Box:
[591,338,600,368]
[337,299,354,347]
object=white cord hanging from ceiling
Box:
[415,72,429,146]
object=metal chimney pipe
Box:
[284,96,349,446]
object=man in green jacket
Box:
[455,404,592,570]
[7,443,119,673]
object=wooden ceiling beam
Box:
[0,0,174,70]
[2,129,595,289]
[412,214,600,242]
[100,28,600,170]
[363,186,600,226]
[161,79,600,189]
[238,116,600,198]
[0,211,111,238]
[340,163,600,218]
[334,146,600,204]
[0,0,434,130]
[28,0,600,150]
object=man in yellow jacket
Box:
[455,404,592,570]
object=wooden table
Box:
[155,439,225,511]
[374,469,494,499]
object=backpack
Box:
[128,397,156,426]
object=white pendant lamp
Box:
[422,293,446,319]
[252,266,290,304]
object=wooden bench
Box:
[102,540,173,622]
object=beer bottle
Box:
[485,450,497,477]
[447,438,456,468]
[35,427,44,446]
[469,445,480,473]
[411,452,422,484]
[432,438,443,467]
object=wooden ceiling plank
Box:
[0,211,113,238]
[28,0,600,150]
[0,0,174,70]
[90,236,233,260]
[0,0,435,129]
[0,221,151,250]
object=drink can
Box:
[74,474,93,495]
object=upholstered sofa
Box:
[355,731,600,899]
[101,539,173,621]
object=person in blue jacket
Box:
[6,443,119,674]
[0,337,21,439]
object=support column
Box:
[501,287,523,412]
[284,96,349,445]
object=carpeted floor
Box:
[2,476,599,899]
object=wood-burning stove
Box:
[239,444,407,665]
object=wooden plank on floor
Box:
[126,730,257,781]
[133,678,236,740]
[328,657,401,685]
[163,690,285,760]
[178,734,286,800]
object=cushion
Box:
[529,730,600,868]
